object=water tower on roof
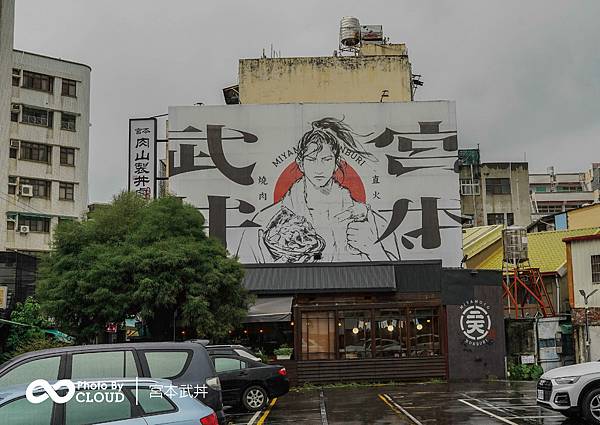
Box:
[339,17,386,55]
[339,17,361,53]
[503,226,528,263]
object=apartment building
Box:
[0,0,90,253]
[585,163,600,203]
[0,0,15,255]
[530,166,596,221]
[459,149,531,227]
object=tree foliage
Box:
[37,192,250,343]
[1,297,67,361]
[4,297,52,353]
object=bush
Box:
[508,363,544,381]
[254,349,270,364]
[274,344,293,356]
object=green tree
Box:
[37,192,250,342]
[5,297,52,353]
[1,297,67,361]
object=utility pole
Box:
[580,289,598,362]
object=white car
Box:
[537,362,600,423]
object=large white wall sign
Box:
[168,102,461,266]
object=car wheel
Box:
[242,385,268,411]
[582,389,600,424]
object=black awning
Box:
[242,262,398,294]
[244,296,293,323]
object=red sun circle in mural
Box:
[273,160,366,204]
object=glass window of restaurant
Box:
[408,308,441,357]
[299,306,441,360]
[374,309,407,358]
[301,312,335,360]
[338,310,371,359]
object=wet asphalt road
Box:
[225,381,585,425]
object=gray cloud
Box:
[13,0,600,202]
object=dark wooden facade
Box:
[247,262,506,384]
[277,357,446,386]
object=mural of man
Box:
[237,117,399,263]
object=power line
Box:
[0,191,53,217]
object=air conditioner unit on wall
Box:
[20,184,34,197]
[19,225,30,234]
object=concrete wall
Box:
[0,0,15,252]
[5,50,90,252]
[239,44,412,104]
[573,325,600,363]
[480,163,531,226]
[460,162,531,226]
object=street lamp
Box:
[579,289,598,362]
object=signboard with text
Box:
[168,102,461,265]
[128,118,157,199]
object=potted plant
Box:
[274,344,293,360]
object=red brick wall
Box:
[571,307,600,325]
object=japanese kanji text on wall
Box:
[129,118,157,199]
[168,102,461,266]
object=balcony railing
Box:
[22,114,49,127]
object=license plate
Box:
[537,389,544,400]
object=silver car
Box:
[537,361,600,423]
[0,378,218,425]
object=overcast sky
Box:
[13,1,600,203]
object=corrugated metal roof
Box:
[477,227,600,273]
[462,225,504,259]
[243,263,397,294]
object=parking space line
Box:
[458,392,523,418]
[458,399,518,425]
[250,398,277,425]
[378,393,424,425]
[476,404,541,409]
[245,410,262,425]
[505,415,564,419]
[319,390,329,425]
[482,397,537,400]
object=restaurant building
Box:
[157,100,507,383]
[242,261,504,383]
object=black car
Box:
[206,345,289,411]
[0,342,227,425]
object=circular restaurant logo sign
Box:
[459,299,492,346]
